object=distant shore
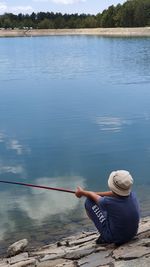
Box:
[0,27,150,37]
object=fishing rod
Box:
[0,180,75,194]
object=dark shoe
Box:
[96,236,106,245]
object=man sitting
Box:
[75,170,140,245]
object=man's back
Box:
[99,192,140,244]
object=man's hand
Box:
[75,186,114,203]
[75,186,84,198]
[75,186,101,203]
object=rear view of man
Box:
[75,170,140,245]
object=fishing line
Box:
[0,180,75,194]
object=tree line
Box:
[0,0,150,29]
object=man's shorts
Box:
[85,197,113,243]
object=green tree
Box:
[38,18,52,29]
[134,2,146,26]
[3,16,12,28]
[96,13,102,27]
[83,16,97,28]
[0,0,150,29]
[101,6,116,27]
[119,2,134,26]
[143,0,150,25]
[113,4,122,27]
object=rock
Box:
[31,245,65,258]
[66,233,98,247]
[39,251,65,261]
[57,241,68,247]
[112,239,150,260]
[37,258,75,267]
[10,258,36,267]
[7,239,28,257]
[77,250,114,267]
[1,217,150,267]
[0,260,9,267]
[137,217,150,235]
[7,252,29,264]
[64,243,106,260]
[114,256,150,267]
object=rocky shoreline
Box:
[0,216,149,267]
[0,27,150,38]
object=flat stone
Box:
[138,218,150,235]
[7,252,29,264]
[64,243,105,260]
[11,258,36,267]
[138,230,150,241]
[31,246,65,257]
[77,250,114,267]
[114,256,150,267]
[39,251,65,261]
[37,258,75,267]
[0,260,9,267]
[7,239,28,257]
[113,243,150,260]
[132,238,150,247]
[67,234,98,247]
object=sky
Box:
[0,0,126,15]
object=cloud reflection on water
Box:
[7,139,27,155]
[16,176,85,221]
[0,175,85,240]
[0,131,30,156]
[0,133,5,143]
[0,132,29,177]
[95,116,131,132]
[0,164,24,175]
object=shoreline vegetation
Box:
[0,1,150,30]
[0,27,150,37]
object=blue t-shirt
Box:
[98,192,140,244]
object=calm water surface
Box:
[0,36,150,252]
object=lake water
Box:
[0,35,150,252]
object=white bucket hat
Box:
[108,170,133,196]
